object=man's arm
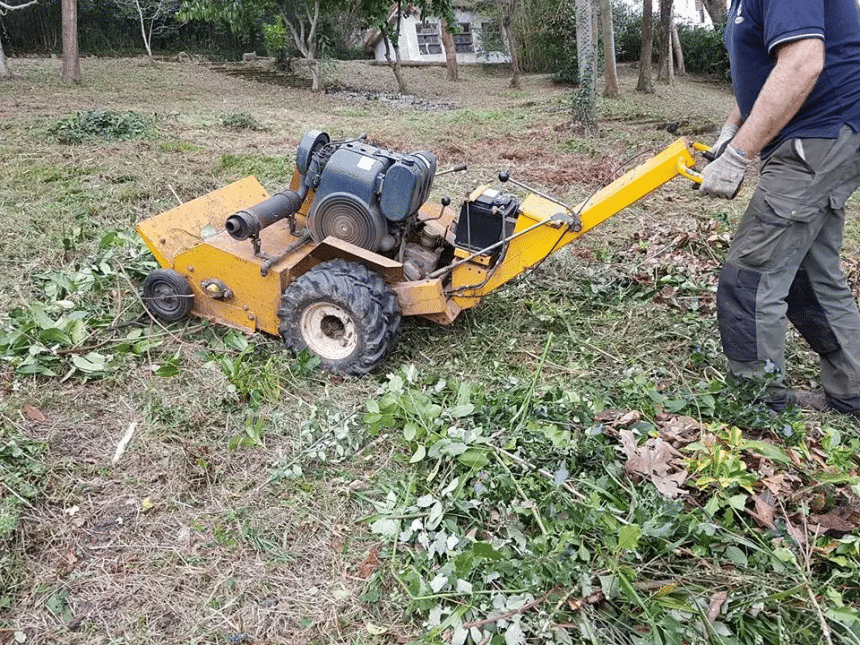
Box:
[731,38,825,159]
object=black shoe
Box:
[825,394,860,421]
[764,389,827,414]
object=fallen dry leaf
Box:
[357,547,381,580]
[620,430,689,499]
[748,493,777,531]
[707,590,728,623]
[811,507,860,534]
[23,403,46,422]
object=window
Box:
[416,22,442,55]
[480,21,505,53]
[452,22,474,54]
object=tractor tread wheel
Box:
[142,268,193,322]
[278,259,400,376]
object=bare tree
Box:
[671,20,685,75]
[636,0,654,93]
[439,17,458,81]
[282,0,324,92]
[572,0,598,132]
[599,0,618,97]
[657,0,673,82]
[113,0,182,62]
[501,0,521,89]
[0,0,39,78]
[700,0,726,25]
[61,0,80,82]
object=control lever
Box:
[498,171,582,232]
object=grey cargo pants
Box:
[717,126,860,410]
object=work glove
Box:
[700,144,752,199]
[710,123,739,160]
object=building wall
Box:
[372,9,511,64]
[617,0,719,27]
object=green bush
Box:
[49,110,153,145]
[612,0,644,62]
[220,112,264,130]
[677,23,730,78]
[262,19,296,71]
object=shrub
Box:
[220,112,264,130]
[49,110,153,145]
[677,23,730,78]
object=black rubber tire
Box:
[142,269,194,322]
[278,259,401,376]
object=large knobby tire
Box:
[142,269,194,322]
[278,259,401,376]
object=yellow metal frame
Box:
[447,138,700,310]
[136,138,702,333]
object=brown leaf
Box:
[748,494,777,531]
[357,547,381,580]
[617,411,642,428]
[653,470,688,499]
[785,520,807,547]
[23,404,46,422]
[707,591,728,623]
[761,473,788,497]
[811,508,860,534]
[620,431,688,499]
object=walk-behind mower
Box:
[136,130,706,375]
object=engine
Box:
[225,130,463,280]
[302,133,436,253]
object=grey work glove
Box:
[700,144,752,199]
[711,123,739,160]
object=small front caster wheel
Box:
[142,269,194,321]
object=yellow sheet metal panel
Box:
[309,237,405,283]
[174,238,286,336]
[136,176,270,268]
[391,279,448,316]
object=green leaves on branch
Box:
[0,230,162,381]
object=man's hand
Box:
[711,123,739,160]
[700,145,752,199]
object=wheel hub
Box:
[300,302,357,360]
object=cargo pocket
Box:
[730,191,820,269]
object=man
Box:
[700,0,860,418]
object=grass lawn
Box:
[1,56,860,645]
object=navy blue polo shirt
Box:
[725,0,860,157]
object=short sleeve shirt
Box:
[725,0,860,157]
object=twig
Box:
[781,502,834,645]
[168,184,184,206]
[112,421,139,464]
[1,480,36,509]
[462,586,561,629]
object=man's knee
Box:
[717,262,763,362]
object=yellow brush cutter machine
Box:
[136,131,707,375]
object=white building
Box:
[365,6,510,65]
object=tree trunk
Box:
[133,0,154,61]
[572,0,597,132]
[0,36,9,79]
[671,20,685,75]
[636,0,654,93]
[440,18,458,81]
[657,0,673,82]
[599,0,618,97]
[61,0,80,83]
[502,1,521,89]
[701,0,726,26]
[381,30,408,94]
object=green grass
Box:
[1,57,859,645]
